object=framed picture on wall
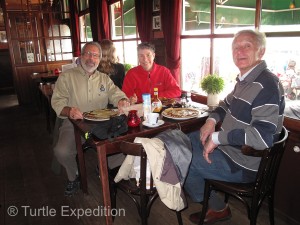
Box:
[153,16,161,30]
[153,0,160,11]
[0,31,7,43]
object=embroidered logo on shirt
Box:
[100,85,105,92]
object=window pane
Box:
[260,0,300,32]
[85,14,92,41]
[264,37,300,103]
[215,1,256,34]
[80,0,89,11]
[110,2,122,39]
[181,38,210,92]
[123,41,138,66]
[114,41,124,63]
[79,14,92,43]
[123,0,137,38]
[183,1,210,34]
[214,38,239,97]
[110,0,137,39]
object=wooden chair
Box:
[198,126,288,225]
[109,141,183,225]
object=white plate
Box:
[83,117,110,122]
[83,109,118,122]
[142,120,165,128]
[162,108,200,120]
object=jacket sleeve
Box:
[51,73,70,118]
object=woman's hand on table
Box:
[129,93,138,105]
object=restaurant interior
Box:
[0,0,300,225]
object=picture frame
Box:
[153,16,161,30]
[153,0,160,12]
[0,31,7,43]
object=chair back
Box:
[253,126,288,205]
[111,141,183,225]
[118,141,156,193]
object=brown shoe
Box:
[189,205,231,224]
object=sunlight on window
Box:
[181,38,210,93]
[110,0,139,65]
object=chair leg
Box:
[110,186,117,222]
[140,194,148,225]
[198,181,211,225]
[249,204,259,225]
[268,193,275,225]
[176,211,183,225]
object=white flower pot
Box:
[207,93,219,110]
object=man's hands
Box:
[118,98,130,114]
[200,119,217,164]
[202,137,218,164]
[68,107,83,120]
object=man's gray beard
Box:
[81,62,98,73]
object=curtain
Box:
[160,0,182,84]
[90,0,111,41]
[135,0,152,42]
[68,0,80,56]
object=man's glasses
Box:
[83,51,101,59]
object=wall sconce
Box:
[290,0,296,9]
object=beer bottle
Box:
[151,87,162,113]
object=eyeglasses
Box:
[83,51,101,59]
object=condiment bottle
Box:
[181,92,187,108]
[186,92,192,107]
[127,110,141,127]
[151,87,162,113]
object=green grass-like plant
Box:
[201,74,225,94]
[124,63,133,73]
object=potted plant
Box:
[200,74,225,109]
[124,63,133,73]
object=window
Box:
[78,0,91,47]
[261,0,300,32]
[79,13,92,47]
[110,0,139,66]
[7,0,72,64]
[181,0,300,104]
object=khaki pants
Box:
[53,119,125,181]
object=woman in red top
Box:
[122,42,181,103]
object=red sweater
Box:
[122,63,181,103]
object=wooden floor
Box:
[0,93,292,225]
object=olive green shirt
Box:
[51,66,127,118]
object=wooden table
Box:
[71,109,208,225]
[31,72,59,84]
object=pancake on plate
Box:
[83,109,118,120]
[162,108,199,119]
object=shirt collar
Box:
[238,66,256,81]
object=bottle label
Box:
[152,101,162,113]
